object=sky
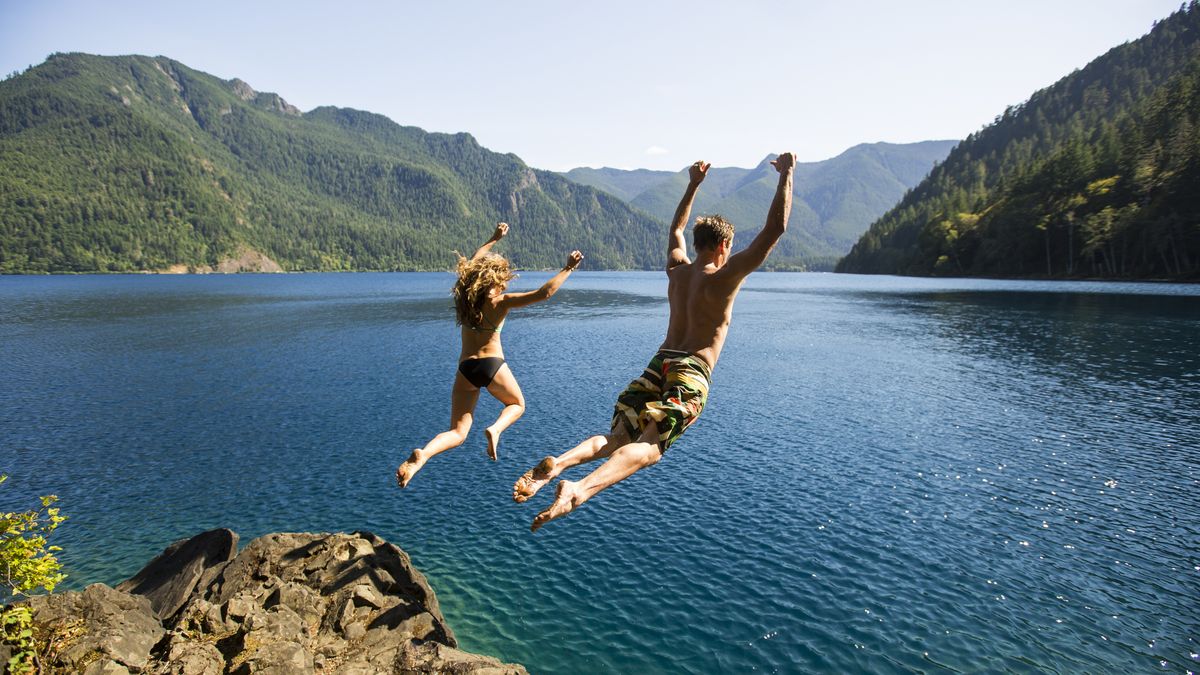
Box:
[0,0,1186,171]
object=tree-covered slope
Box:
[837,2,1200,279]
[0,53,663,272]
[563,140,956,270]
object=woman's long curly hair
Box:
[453,253,516,328]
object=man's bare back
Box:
[660,259,737,369]
[514,153,797,532]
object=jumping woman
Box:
[397,222,583,487]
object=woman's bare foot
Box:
[512,456,556,503]
[531,480,583,532]
[484,427,500,461]
[395,448,427,488]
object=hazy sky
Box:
[0,0,1184,171]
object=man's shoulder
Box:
[668,261,714,284]
[667,260,698,279]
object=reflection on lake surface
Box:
[1,272,1197,673]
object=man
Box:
[514,152,796,532]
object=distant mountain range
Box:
[838,2,1200,279]
[563,140,956,268]
[0,53,662,272]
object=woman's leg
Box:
[397,372,480,487]
[483,363,525,460]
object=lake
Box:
[1,272,1197,673]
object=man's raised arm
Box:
[471,222,509,260]
[722,152,795,277]
[667,161,709,271]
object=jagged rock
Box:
[224,592,258,622]
[174,597,230,636]
[250,605,304,640]
[154,635,224,675]
[116,528,237,620]
[83,659,131,674]
[262,581,323,625]
[26,583,164,671]
[352,583,384,609]
[398,641,525,674]
[230,640,313,674]
[20,531,526,674]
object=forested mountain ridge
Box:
[837,2,1200,279]
[0,53,662,272]
[563,140,956,270]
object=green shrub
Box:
[1,474,67,674]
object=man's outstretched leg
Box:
[512,425,631,502]
[531,425,662,532]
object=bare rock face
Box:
[116,528,237,620]
[254,92,301,117]
[21,531,526,674]
[213,248,283,273]
[229,78,257,101]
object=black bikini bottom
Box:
[459,357,505,388]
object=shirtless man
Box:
[514,152,796,532]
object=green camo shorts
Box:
[612,349,711,451]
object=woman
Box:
[397,222,583,487]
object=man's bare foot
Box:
[513,456,556,503]
[484,427,500,461]
[531,480,583,532]
[395,448,427,488]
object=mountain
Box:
[0,53,663,273]
[837,2,1200,279]
[560,167,674,203]
[563,140,957,269]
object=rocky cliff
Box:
[3,529,525,674]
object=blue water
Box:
[1,272,1198,673]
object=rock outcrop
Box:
[213,248,283,273]
[115,528,237,620]
[18,530,525,674]
[229,78,257,101]
[156,248,283,274]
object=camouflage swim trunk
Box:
[612,349,711,451]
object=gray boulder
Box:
[26,583,164,672]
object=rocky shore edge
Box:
[1,529,526,674]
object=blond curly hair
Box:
[453,253,516,328]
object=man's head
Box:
[693,215,734,254]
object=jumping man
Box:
[513,153,797,531]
